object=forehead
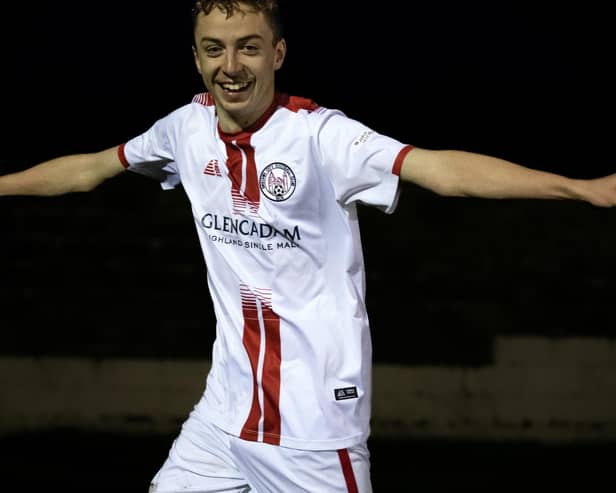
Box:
[194,8,273,43]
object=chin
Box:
[221,99,250,116]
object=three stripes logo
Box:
[203,159,222,177]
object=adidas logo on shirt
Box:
[203,159,222,177]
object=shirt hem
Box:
[205,410,369,451]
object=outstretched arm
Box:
[0,145,126,197]
[400,147,616,208]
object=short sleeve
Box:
[309,108,413,214]
[120,111,182,190]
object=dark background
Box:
[1,0,614,364]
[1,2,615,491]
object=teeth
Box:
[221,82,250,91]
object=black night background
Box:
[1,1,614,491]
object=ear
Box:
[273,38,287,71]
[192,45,203,75]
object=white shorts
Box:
[148,413,371,493]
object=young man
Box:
[1,1,615,492]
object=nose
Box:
[223,50,242,75]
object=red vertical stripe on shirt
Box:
[239,288,282,445]
[223,136,260,215]
[261,304,281,445]
[338,449,359,493]
[240,291,262,442]
[222,130,281,444]
[224,141,245,206]
[241,141,259,205]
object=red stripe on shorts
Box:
[338,449,359,493]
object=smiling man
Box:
[192,0,286,133]
[1,1,615,492]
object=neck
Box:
[217,93,278,135]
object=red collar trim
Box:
[217,94,282,143]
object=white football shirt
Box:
[119,92,413,450]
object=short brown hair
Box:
[192,0,283,42]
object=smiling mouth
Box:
[218,81,253,93]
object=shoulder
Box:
[157,93,217,127]
[274,93,348,125]
[191,92,216,107]
[276,93,320,113]
[186,92,217,119]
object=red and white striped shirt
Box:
[120,92,413,450]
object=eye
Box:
[241,44,260,55]
[204,45,223,57]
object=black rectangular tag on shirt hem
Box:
[334,386,358,401]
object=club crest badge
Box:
[259,162,296,202]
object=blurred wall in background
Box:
[2,336,615,442]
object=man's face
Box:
[193,6,286,132]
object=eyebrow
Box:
[199,34,265,44]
